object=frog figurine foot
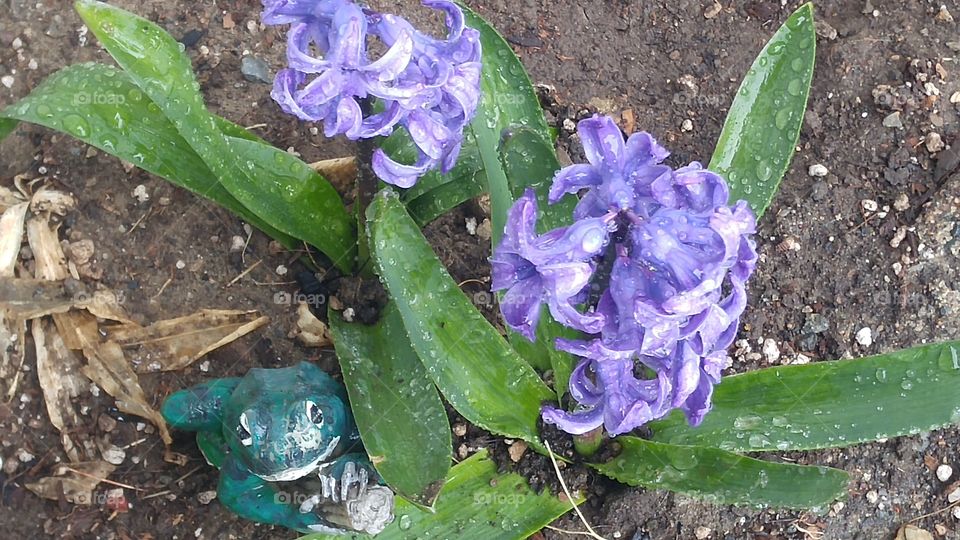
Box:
[161,361,394,534]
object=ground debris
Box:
[25,460,117,505]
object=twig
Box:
[908,500,960,523]
[140,489,172,501]
[545,525,608,537]
[126,208,152,235]
[544,441,606,540]
[152,275,173,299]
[243,123,268,130]
[227,259,262,287]
[63,466,143,491]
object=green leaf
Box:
[0,117,16,140]
[708,2,815,217]
[300,449,580,540]
[75,0,356,271]
[592,437,848,509]
[0,63,295,246]
[367,190,554,447]
[328,302,451,508]
[498,128,579,397]
[458,2,553,242]
[650,341,960,452]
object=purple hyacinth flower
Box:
[263,0,482,188]
[493,114,759,437]
[490,189,612,339]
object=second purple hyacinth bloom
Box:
[263,0,482,188]
[493,115,758,436]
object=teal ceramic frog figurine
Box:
[161,362,393,534]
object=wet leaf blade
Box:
[300,449,580,540]
[368,191,554,447]
[0,63,295,246]
[328,302,451,508]
[592,437,848,509]
[649,341,960,452]
[708,2,815,217]
[75,0,356,271]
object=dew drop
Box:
[62,114,90,138]
[398,514,412,530]
[875,368,887,382]
[774,109,791,131]
[787,79,803,96]
[733,415,763,430]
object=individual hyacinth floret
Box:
[491,115,758,436]
[263,0,482,188]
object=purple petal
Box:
[370,149,431,188]
[500,279,544,341]
[577,115,625,175]
[549,164,602,204]
[541,403,604,435]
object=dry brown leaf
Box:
[896,524,934,540]
[290,302,330,347]
[80,340,172,445]
[0,279,132,324]
[25,460,117,505]
[0,185,26,212]
[106,309,269,372]
[26,216,68,281]
[309,156,357,193]
[33,318,94,462]
[30,187,76,216]
[0,201,28,276]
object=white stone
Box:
[17,449,35,462]
[761,339,780,362]
[694,526,712,539]
[793,354,811,365]
[681,119,694,132]
[808,163,829,177]
[936,464,953,482]
[229,235,246,252]
[948,486,960,504]
[0,76,14,88]
[953,506,960,520]
[865,490,879,504]
[175,260,186,270]
[276,264,288,276]
[465,217,477,235]
[855,327,873,347]
[562,118,576,131]
[861,199,879,212]
[132,184,149,203]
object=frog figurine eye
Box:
[306,400,323,427]
[237,411,253,447]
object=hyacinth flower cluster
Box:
[491,115,758,436]
[263,0,482,188]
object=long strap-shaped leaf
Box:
[650,341,960,452]
[708,2,816,217]
[300,449,580,540]
[592,436,848,509]
[328,302,451,508]
[74,0,356,271]
[367,190,554,448]
[0,63,296,246]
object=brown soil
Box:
[2,1,960,539]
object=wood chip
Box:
[290,302,330,347]
[309,156,357,194]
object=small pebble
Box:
[681,119,694,132]
[882,111,903,129]
[936,464,953,482]
[793,354,811,365]
[465,217,477,235]
[452,423,467,437]
[198,490,218,505]
[507,440,528,462]
[861,199,878,212]
[229,235,246,252]
[953,506,960,520]
[17,449,35,462]
[276,264,288,276]
[199,360,210,373]
[808,163,829,177]
[132,184,149,203]
[761,338,780,363]
[703,1,722,19]
[948,486,960,504]
[342,307,355,322]
[694,526,712,539]
[925,132,944,153]
[893,193,910,212]
[240,55,271,84]
[562,118,576,131]
[865,490,879,504]
[28,59,38,70]
[1,75,14,88]
[175,260,186,270]
[855,327,873,347]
